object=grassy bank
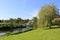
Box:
[0,28,60,40]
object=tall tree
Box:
[38,4,58,28]
[32,17,37,29]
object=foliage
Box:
[32,17,37,29]
[38,4,58,28]
[52,18,60,25]
[0,18,30,28]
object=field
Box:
[0,28,60,40]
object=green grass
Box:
[0,28,60,40]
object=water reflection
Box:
[0,26,33,36]
[0,32,6,36]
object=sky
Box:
[0,0,60,20]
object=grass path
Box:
[0,28,60,40]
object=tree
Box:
[52,18,60,25]
[32,17,37,29]
[16,18,22,23]
[9,18,16,27]
[38,4,58,28]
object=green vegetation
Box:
[0,27,60,40]
[0,18,31,31]
[31,17,37,29]
[38,4,58,28]
[0,18,30,28]
[52,18,60,25]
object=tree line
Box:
[0,18,30,29]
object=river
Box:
[0,26,33,36]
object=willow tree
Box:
[38,4,58,28]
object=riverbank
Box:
[0,28,60,40]
[0,26,33,36]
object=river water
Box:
[0,26,33,36]
[0,32,6,36]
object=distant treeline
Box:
[0,18,30,28]
[0,17,38,31]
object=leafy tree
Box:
[32,17,37,29]
[38,4,58,28]
[16,18,22,23]
[52,18,60,25]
